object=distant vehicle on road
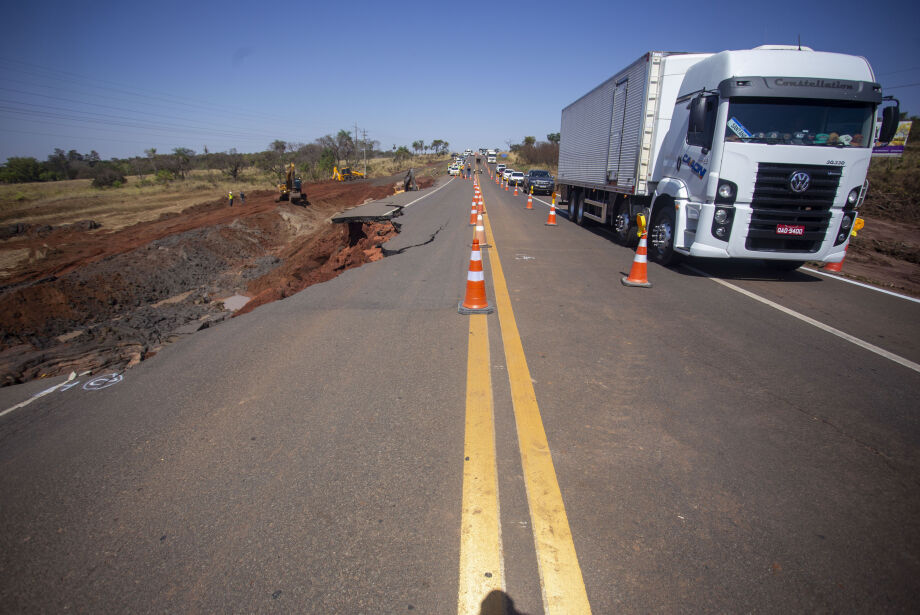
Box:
[524,169,554,194]
[487,154,496,164]
[496,164,506,177]
[502,168,514,182]
[448,165,460,176]
[509,171,525,187]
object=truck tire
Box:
[649,201,677,266]
[570,190,585,226]
[613,198,638,248]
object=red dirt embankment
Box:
[0,175,432,386]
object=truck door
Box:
[678,93,719,200]
[607,78,629,185]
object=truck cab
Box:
[650,47,886,266]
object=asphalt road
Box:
[2,169,919,613]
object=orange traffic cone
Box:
[478,192,486,215]
[545,203,557,226]
[469,200,478,226]
[459,239,494,314]
[526,194,533,210]
[504,180,508,192]
[474,212,488,247]
[622,219,652,288]
[513,185,518,197]
[824,246,847,273]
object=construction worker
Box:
[466,163,471,178]
[240,191,246,205]
[228,190,234,207]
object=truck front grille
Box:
[745,163,840,253]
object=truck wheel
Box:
[649,202,677,266]
[571,191,585,226]
[613,199,637,248]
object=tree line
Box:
[0,129,452,186]
[508,133,560,167]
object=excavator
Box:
[277,162,307,205]
[332,166,365,182]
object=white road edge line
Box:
[683,264,920,375]
[0,372,76,419]
[801,267,920,304]
[401,176,455,210]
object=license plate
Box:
[776,224,805,236]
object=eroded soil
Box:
[0,176,432,386]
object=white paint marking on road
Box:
[400,176,455,210]
[684,264,920,374]
[0,372,77,419]
[82,373,124,391]
[801,267,920,304]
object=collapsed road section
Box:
[0,177,433,387]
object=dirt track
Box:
[0,175,432,386]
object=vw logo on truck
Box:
[788,171,811,193]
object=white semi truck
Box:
[556,46,900,268]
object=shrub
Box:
[92,167,126,188]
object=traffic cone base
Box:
[621,236,652,287]
[459,239,494,314]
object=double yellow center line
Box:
[458,202,591,614]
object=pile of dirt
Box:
[830,126,920,297]
[0,173,432,387]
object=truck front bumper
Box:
[687,203,850,263]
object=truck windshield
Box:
[725,97,875,147]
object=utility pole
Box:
[354,121,358,170]
[362,129,367,178]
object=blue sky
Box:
[1,0,918,161]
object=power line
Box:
[884,82,920,90]
[0,93,285,140]
[877,66,920,77]
[0,57,300,127]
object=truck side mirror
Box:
[688,95,707,134]
[687,94,716,151]
[878,104,900,144]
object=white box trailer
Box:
[556,47,900,268]
[558,51,712,224]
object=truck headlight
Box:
[715,179,737,205]
[841,214,853,230]
[710,206,735,242]
[846,188,859,207]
